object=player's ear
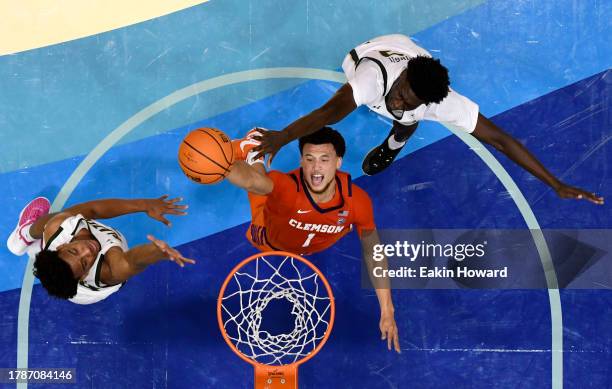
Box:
[336,156,342,169]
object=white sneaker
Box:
[7,197,51,256]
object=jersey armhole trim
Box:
[289,173,300,192]
[94,254,105,287]
[44,226,63,250]
[350,49,388,95]
[71,217,85,235]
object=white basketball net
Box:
[220,255,333,365]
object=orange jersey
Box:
[247,168,375,254]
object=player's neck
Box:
[308,183,336,204]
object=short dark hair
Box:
[298,127,346,157]
[33,250,78,300]
[406,56,450,104]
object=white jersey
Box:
[341,34,479,133]
[44,214,128,305]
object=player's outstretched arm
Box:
[104,235,196,284]
[29,196,186,241]
[360,228,401,354]
[226,160,274,195]
[253,83,358,165]
[63,195,188,225]
[472,113,604,205]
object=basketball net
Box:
[218,252,335,389]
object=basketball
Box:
[178,128,234,184]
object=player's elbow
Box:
[245,182,265,195]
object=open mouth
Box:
[311,174,324,186]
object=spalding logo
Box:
[183,151,197,162]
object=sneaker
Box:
[361,130,405,175]
[7,197,51,256]
[232,128,265,165]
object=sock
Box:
[388,135,406,150]
[19,223,35,242]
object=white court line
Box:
[451,130,562,389]
[17,68,562,389]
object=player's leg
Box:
[362,121,418,175]
[7,197,52,255]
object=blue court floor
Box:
[0,1,610,388]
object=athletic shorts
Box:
[246,193,278,252]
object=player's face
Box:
[300,143,342,195]
[385,69,424,119]
[57,239,101,280]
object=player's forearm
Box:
[360,229,394,312]
[280,83,357,144]
[227,161,273,195]
[496,136,561,190]
[474,114,561,190]
[281,109,334,144]
[364,254,395,313]
[124,243,167,270]
[375,288,395,313]
[64,199,152,220]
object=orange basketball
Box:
[178,128,234,184]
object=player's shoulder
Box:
[336,171,372,202]
[104,246,126,263]
[42,212,73,239]
[347,181,375,227]
[350,183,373,203]
[268,169,295,179]
[269,169,300,185]
[100,246,129,285]
[267,170,301,199]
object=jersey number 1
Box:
[302,233,315,248]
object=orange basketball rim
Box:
[217,251,335,389]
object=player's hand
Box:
[252,129,290,167]
[555,183,604,205]
[145,195,188,226]
[380,310,401,353]
[147,234,196,267]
